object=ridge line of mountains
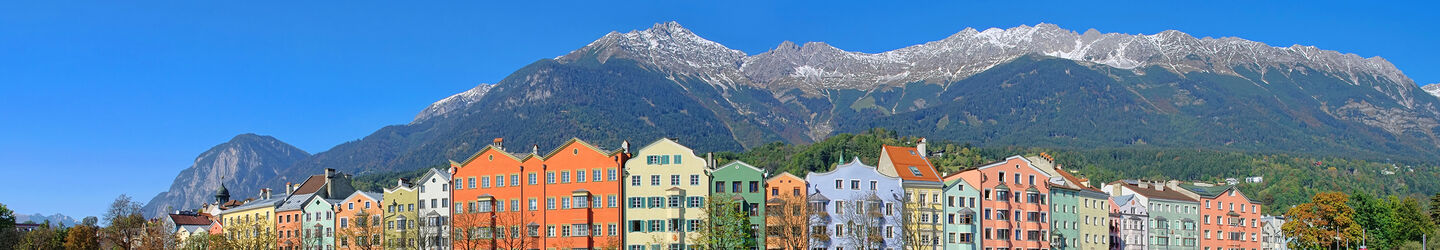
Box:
[143,22,1440,217]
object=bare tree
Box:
[492,212,535,250]
[138,218,179,250]
[831,194,887,250]
[221,217,277,249]
[450,211,488,250]
[104,195,147,249]
[338,211,381,250]
[766,194,811,250]
[898,193,940,250]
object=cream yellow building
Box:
[877,142,945,249]
[622,138,712,250]
[218,190,282,248]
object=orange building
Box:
[275,193,311,250]
[955,155,1053,250]
[335,191,384,250]
[764,172,808,250]
[1178,183,1263,250]
[451,138,629,250]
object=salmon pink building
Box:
[451,138,629,250]
[956,155,1053,250]
[1178,183,1263,250]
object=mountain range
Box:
[14,213,81,227]
[143,22,1440,217]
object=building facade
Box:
[275,193,314,250]
[941,173,980,250]
[1110,194,1149,250]
[765,172,808,250]
[1259,216,1287,250]
[877,143,944,250]
[711,161,767,248]
[384,179,420,249]
[218,189,281,248]
[956,155,1054,250]
[1105,180,1200,250]
[1177,183,1263,250]
[301,196,342,250]
[622,138,711,250]
[416,168,452,250]
[806,158,905,250]
[451,138,628,250]
[336,191,383,250]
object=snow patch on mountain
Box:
[413,83,494,123]
[1424,83,1440,98]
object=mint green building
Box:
[940,174,980,250]
[301,195,342,250]
[710,161,767,247]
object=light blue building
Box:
[806,158,905,250]
[940,174,981,250]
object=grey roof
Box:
[221,197,284,214]
[808,192,830,202]
[276,193,317,211]
[1112,194,1137,206]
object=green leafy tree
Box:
[691,194,755,250]
[102,195,146,249]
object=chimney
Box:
[324,168,337,197]
[532,144,539,155]
[621,140,630,154]
[493,138,504,151]
[1137,180,1149,189]
[285,182,293,195]
[398,178,408,188]
[706,152,714,169]
[917,138,928,159]
[1166,180,1181,190]
[259,188,272,200]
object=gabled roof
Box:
[1177,183,1236,198]
[766,172,803,182]
[541,137,623,159]
[220,197,283,214]
[881,145,941,182]
[418,168,451,183]
[716,161,764,174]
[276,193,317,211]
[344,191,383,203]
[975,155,1054,179]
[168,213,213,226]
[291,175,328,195]
[1111,180,1197,202]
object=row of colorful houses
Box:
[165,137,1287,250]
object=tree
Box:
[17,222,65,250]
[63,224,100,250]
[490,211,536,250]
[0,203,17,250]
[450,210,487,250]
[103,195,146,249]
[690,194,752,250]
[138,218,179,250]
[898,192,942,250]
[338,211,381,250]
[826,194,889,250]
[1283,192,1363,249]
[764,194,810,250]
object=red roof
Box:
[883,145,941,182]
[1054,169,1101,192]
[168,213,213,226]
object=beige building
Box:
[622,138,712,250]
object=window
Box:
[651,175,661,186]
[671,175,680,185]
[528,173,537,185]
[909,166,922,176]
[668,196,681,208]
[511,174,519,187]
[631,176,641,186]
[1028,174,1035,185]
[629,197,643,208]
[646,155,659,165]
[547,172,556,184]
[592,169,602,182]
[528,198,538,211]
[690,175,700,186]
[481,176,490,188]
[869,181,877,190]
[608,195,618,208]
[687,197,703,208]
[733,181,742,193]
[561,197,571,209]
[547,198,556,210]
[467,177,476,189]
[749,181,759,193]
[850,180,860,190]
[575,196,588,208]
[607,168,618,181]
[715,182,726,193]
[673,155,682,164]
[835,180,843,189]
[998,171,1006,183]
[660,155,670,164]
[576,171,585,183]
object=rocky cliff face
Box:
[141,134,309,217]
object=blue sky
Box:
[1,0,1434,218]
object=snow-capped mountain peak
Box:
[413,83,494,123]
[1424,83,1440,98]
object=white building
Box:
[417,167,452,250]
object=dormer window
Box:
[909,166,923,176]
[909,150,917,155]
